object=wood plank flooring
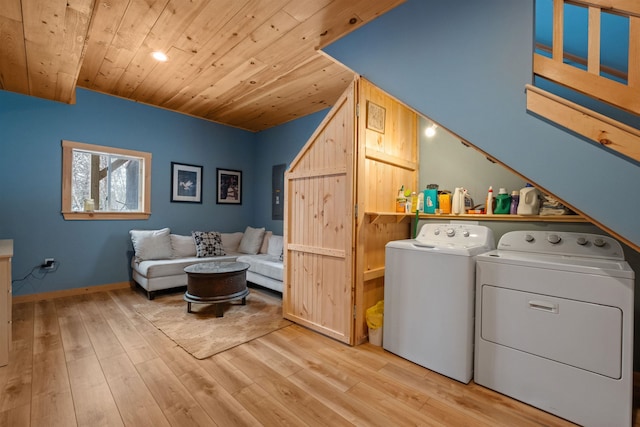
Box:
[0,286,630,426]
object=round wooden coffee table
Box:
[183,261,250,317]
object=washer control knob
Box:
[524,234,534,242]
[462,230,470,237]
[547,234,561,244]
[446,228,455,237]
[576,237,588,246]
[434,229,440,235]
[593,238,606,247]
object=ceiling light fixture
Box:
[152,51,168,62]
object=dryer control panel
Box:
[497,231,624,260]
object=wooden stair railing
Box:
[528,0,640,164]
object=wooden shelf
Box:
[365,212,588,223]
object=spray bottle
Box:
[485,186,494,215]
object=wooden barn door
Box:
[283,80,357,344]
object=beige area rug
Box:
[134,288,292,359]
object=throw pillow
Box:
[267,235,284,258]
[238,226,265,254]
[192,231,226,257]
[130,228,172,261]
[260,231,273,253]
[220,232,244,252]
[170,234,196,257]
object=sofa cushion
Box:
[238,226,265,254]
[220,232,243,252]
[260,231,273,254]
[267,235,284,258]
[236,254,283,282]
[134,255,239,278]
[170,234,196,257]
[130,228,173,260]
[192,231,226,257]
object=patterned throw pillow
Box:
[192,231,226,257]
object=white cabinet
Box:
[0,240,12,367]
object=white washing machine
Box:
[474,230,635,427]
[383,223,495,383]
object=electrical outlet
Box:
[42,258,55,269]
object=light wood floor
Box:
[0,286,631,426]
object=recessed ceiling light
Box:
[152,51,168,62]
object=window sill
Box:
[62,211,151,221]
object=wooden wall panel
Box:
[284,80,355,344]
[354,78,418,344]
[359,79,418,213]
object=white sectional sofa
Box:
[129,226,283,299]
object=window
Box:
[62,140,151,220]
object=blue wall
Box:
[323,0,640,248]
[0,87,323,297]
[0,89,260,296]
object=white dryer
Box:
[474,231,635,427]
[384,223,495,383]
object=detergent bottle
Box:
[494,188,511,214]
[517,184,540,215]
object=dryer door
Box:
[480,285,622,379]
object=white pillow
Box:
[267,235,284,258]
[260,231,273,254]
[238,226,265,254]
[220,232,244,252]
[170,234,196,257]
[130,228,172,260]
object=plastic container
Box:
[494,188,511,214]
[452,188,465,215]
[485,187,494,215]
[424,188,438,214]
[366,300,384,346]
[396,186,406,212]
[509,191,519,214]
[438,192,451,214]
[517,184,540,215]
[410,192,419,213]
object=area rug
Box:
[134,288,292,359]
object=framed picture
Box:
[216,168,242,204]
[366,101,386,133]
[171,162,202,203]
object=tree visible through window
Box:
[62,140,151,220]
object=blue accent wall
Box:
[0,88,257,296]
[323,0,640,248]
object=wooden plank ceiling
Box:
[0,0,405,131]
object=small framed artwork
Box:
[366,101,386,133]
[217,168,242,204]
[171,162,203,203]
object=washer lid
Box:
[387,239,495,256]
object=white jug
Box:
[517,186,540,215]
[452,187,465,215]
